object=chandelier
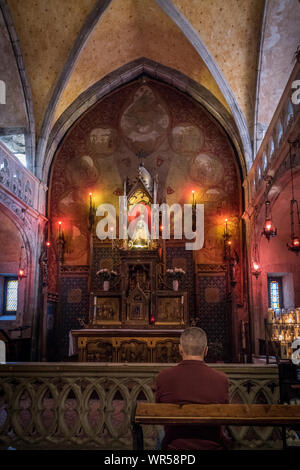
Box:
[287,140,300,254]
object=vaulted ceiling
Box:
[1,0,299,176]
[53,0,228,126]
[7,0,98,136]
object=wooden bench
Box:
[131,403,300,450]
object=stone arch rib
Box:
[0,0,36,172]
[35,0,112,179]
[42,58,246,184]
[154,0,253,171]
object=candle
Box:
[154,175,158,205]
[94,296,97,321]
[296,308,300,324]
[267,308,274,324]
[58,221,62,237]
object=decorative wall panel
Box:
[59,276,89,358]
[196,268,231,362]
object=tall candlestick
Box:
[58,221,62,237]
[153,174,158,206]
[89,192,93,210]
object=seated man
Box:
[155,327,230,450]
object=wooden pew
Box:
[131,403,300,450]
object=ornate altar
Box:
[71,329,183,363]
[72,154,188,363]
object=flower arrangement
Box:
[166,267,186,280]
[96,268,118,281]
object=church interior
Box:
[0,0,300,451]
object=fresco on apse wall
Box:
[49,79,241,267]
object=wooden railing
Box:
[0,363,280,450]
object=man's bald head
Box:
[180,327,207,357]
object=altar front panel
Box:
[71,329,183,363]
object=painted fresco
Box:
[49,79,241,267]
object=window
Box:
[2,277,18,315]
[286,101,294,127]
[257,166,262,182]
[269,138,274,159]
[277,121,283,145]
[268,277,283,310]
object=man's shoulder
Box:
[156,362,229,384]
[156,365,178,382]
[206,365,229,384]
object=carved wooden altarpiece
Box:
[71,155,188,362]
[72,246,188,362]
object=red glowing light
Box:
[253,262,260,271]
[150,315,155,324]
[227,240,232,246]
[58,221,62,225]
[264,219,272,231]
[46,241,51,247]
[18,269,24,277]
[293,238,300,246]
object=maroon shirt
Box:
[155,360,230,450]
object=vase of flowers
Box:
[166,268,186,291]
[96,268,117,291]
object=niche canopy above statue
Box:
[125,149,158,250]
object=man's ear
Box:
[179,343,184,357]
[204,346,208,358]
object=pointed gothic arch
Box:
[42,58,247,185]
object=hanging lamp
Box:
[262,200,277,241]
[287,140,300,254]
